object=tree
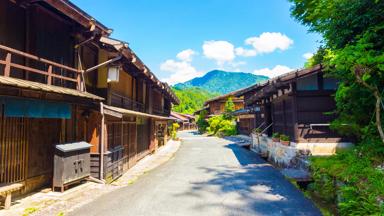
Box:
[223,97,235,120]
[196,110,209,133]
[289,0,384,143]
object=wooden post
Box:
[4,193,11,210]
[47,66,52,85]
[77,72,81,91]
[4,53,11,77]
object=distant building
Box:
[171,112,196,130]
[197,91,244,117]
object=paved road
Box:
[70,131,321,216]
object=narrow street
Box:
[70,131,321,216]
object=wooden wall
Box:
[271,95,295,140]
[295,91,342,143]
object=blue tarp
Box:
[1,97,71,119]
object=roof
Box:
[103,104,174,120]
[0,76,104,100]
[232,108,252,116]
[204,89,244,106]
[235,64,322,97]
[99,36,180,105]
[193,106,209,115]
[178,113,195,119]
[42,0,111,35]
[170,112,189,122]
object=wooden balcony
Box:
[0,44,83,91]
[110,91,144,112]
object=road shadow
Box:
[174,141,321,216]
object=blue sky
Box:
[72,0,322,84]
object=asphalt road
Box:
[70,131,321,216]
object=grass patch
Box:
[22,207,39,216]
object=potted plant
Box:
[280,134,290,146]
[272,132,280,142]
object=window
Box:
[323,77,338,90]
[297,74,318,91]
[107,123,122,150]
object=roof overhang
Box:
[0,76,103,101]
[99,36,180,105]
[103,104,174,120]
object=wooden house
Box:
[235,65,351,156]
[202,91,244,117]
[0,0,110,194]
[171,112,196,130]
[85,36,179,181]
[0,0,180,199]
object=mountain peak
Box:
[174,70,268,94]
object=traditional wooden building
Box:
[201,91,244,117]
[0,0,110,195]
[171,112,196,130]
[86,37,179,181]
[235,65,351,155]
[0,0,179,202]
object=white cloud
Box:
[176,49,196,62]
[160,59,202,85]
[235,47,257,57]
[253,65,293,78]
[202,40,235,65]
[302,52,314,59]
[244,32,293,55]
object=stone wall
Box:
[251,133,353,168]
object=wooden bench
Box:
[0,183,24,210]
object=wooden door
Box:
[0,116,28,184]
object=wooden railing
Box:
[0,44,83,90]
[110,91,144,112]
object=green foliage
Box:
[309,139,384,215]
[207,115,237,137]
[174,70,268,95]
[169,123,179,140]
[304,46,329,68]
[280,134,290,142]
[272,132,280,139]
[196,110,209,134]
[171,87,219,114]
[223,97,235,120]
[290,0,384,140]
[289,1,384,214]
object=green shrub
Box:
[207,115,237,136]
[272,132,280,139]
[280,134,290,141]
[196,110,209,133]
[169,123,180,140]
[309,138,384,215]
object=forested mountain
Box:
[174,70,268,94]
[171,87,219,114]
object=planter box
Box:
[281,140,290,146]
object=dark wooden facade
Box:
[202,91,244,116]
[85,37,178,181]
[0,0,107,194]
[237,65,346,143]
[0,0,179,197]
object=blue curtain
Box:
[1,97,71,119]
